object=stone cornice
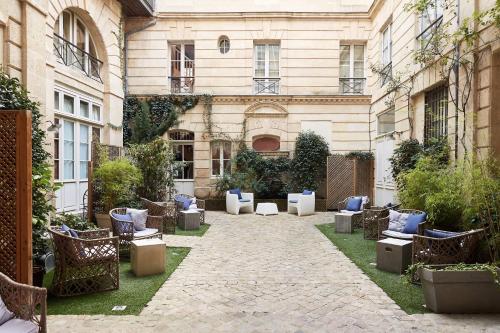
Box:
[157,11,371,20]
[212,95,371,105]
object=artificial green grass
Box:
[175,223,210,237]
[316,223,428,314]
[44,247,190,315]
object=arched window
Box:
[218,36,230,54]
[252,136,280,152]
[53,10,102,81]
[169,130,194,180]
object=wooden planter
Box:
[421,266,500,313]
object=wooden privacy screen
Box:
[0,110,33,284]
[326,155,373,210]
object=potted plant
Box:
[92,157,141,229]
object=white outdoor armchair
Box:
[287,192,315,216]
[226,191,254,215]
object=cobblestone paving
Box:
[49,212,500,332]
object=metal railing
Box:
[380,62,392,86]
[170,77,195,94]
[53,34,103,83]
[254,78,280,95]
[416,16,443,53]
[339,78,366,95]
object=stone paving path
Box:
[49,212,500,332]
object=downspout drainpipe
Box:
[454,0,460,161]
[124,18,157,95]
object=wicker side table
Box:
[178,210,201,230]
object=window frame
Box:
[417,0,444,49]
[218,36,230,54]
[339,44,366,94]
[253,43,280,79]
[424,85,449,143]
[211,141,232,177]
[169,42,195,94]
[169,130,195,181]
[377,107,396,136]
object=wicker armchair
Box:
[377,209,427,240]
[109,208,163,254]
[362,204,401,240]
[141,198,177,234]
[338,196,371,229]
[174,194,206,224]
[0,272,47,333]
[48,227,119,297]
[413,228,485,266]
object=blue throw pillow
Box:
[402,212,427,234]
[61,224,70,232]
[424,229,460,238]
[68,229,79,238]
[229,188,242,200]
[183,198,193,210]
[302,190,313,195]
[346,197,362,211]
[112,213,133,222]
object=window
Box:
[218,36,230,54]
[80,100,89,118]
[252,136,280,152]
[254,43,280,94]
[211,141,232,177]
[63,95,74,114]
[381,24,392,86]
[377,108,395,135]
[54,118,60,179]
[92,104,101,121]
[418,0,444,49]
[170,43,195,93]
[424,85,448,143]
[169,131,194,180]
[79,125,89,179]
[63,120,75,179]
[339,44,365,94]
[54,91,60,111]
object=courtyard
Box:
[48,212,500,332]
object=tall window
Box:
[424,85,448,143]
[169,131,194,180]
[211,141,232,177]
[377,108,395,135]
[381,24,392,86]
[339,44,365,94]
[170,43,195,94]
[254,43,280,94]
[418,0,444,49]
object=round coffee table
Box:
[255,203,279,216]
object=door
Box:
[375,134,396,206]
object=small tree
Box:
[289,131,330,192]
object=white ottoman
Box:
[256,203,279,216]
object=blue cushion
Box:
[183,198,192,210]
[60,224,78,238]
[302,190,313,195]
[229,188,242,200]
[239,199,251,203]
[68,229,79,238]
[289,199,298,204]
[346,197,362,211]
[424,229,460,238]
[112,213,133,222]
[61,224,70,232]
[402,213,427,234]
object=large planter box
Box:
[421,267,500,313]
[205,198,327,212]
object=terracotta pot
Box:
[32,265,45,288]
[95,213,111,230]
[421,266,500,313]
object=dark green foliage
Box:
[289,131,330,192]
[123,95,201,145]
[0,71,58,262]
[345,151,374,160]
[51,213,95,231]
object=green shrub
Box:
[52,213,95,231]
[289,131,330,192]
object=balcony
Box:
[254,78,280,95]
[53,34,103,83]
[380,62,392,86]
[119,0,155,17]
[170,77,195,94]
[339,78,366,95]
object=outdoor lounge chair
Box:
[109,208,163,254]
[377,209,427,240]
[226,190,254,215]
[0,272,47,333]
[48,226,119,297]
[287,191,315,216]
[337,196,370,228]
[362,203,400,240]
[140,198,177,234]
[174,194,206,225]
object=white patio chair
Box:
[287,192,315,216]
[226,191,254,215]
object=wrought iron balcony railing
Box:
[254,78,280,95]
[380,62,392,86]
[53,34,103,83]
[170,77,195,94]
[417,15,443,53]
[339,78,366,95]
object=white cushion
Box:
[0,297,13,326]
[127,208,148,231]
[188,204,198,210]
[134,228,158,238]
[340,210,362,215]
[382,230,414,240]
[0,318,38,333]
[361,196,369,209]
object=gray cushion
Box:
[134,228,158,238]
[382,230,414,240]
[388,210,409,232]
[127,208,148,231]
[0,296,13,326]
[0,318,38,333]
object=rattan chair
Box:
[362,204,401,240]
[174,194,206,224]
[48,227,119,297]
[109,208,163,255]
[338,196,371,229]
[377,209,428,240]
[0,272,47,333]
[141,198,177,234]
